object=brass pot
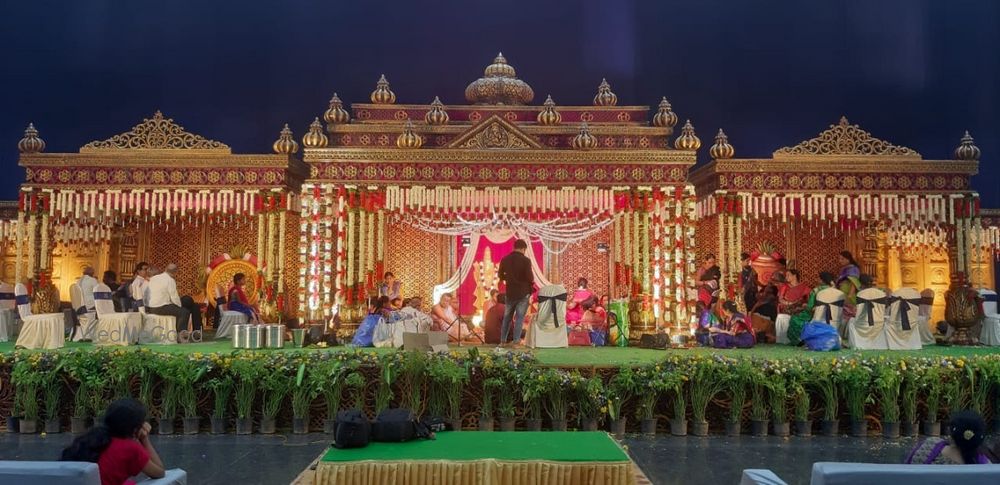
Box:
[945,281,983,346]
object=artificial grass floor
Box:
[1,338,998,366]
[321,431,628,462]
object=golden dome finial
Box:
[371,74,396,104]
[302,118,329,148]
[396,119,424,149]
[652,97,678,131]
[593,78,618,106]
[425,96,450,125]
[571,122,598,150]
[709,129,734,159]
[324,93,350,125]
[673,119,701,151]
[465,53,534,105]
[953,131,980,161]
[537,95,562,125]
[273,123,299,154]
[18,123,45,154]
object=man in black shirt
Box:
[498,239,534,347]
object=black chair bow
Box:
[856,296,890,326]
[15,295,29,306]
[816,300,845,324]
[919,296,935,306]
[891,297,923,331]
[0,292,14,301]
[537,292,568,327]
[93,291,113,300]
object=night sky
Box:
[1,0,997,205]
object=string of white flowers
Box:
[14,211,24,284]
[346,206,356,292]
[26,213,37,282]
[277,209,287,290]
[257,213,267,274]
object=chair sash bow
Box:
[75,306,89,316]
[856,296,889,326]
[982,294,998,303]
[0,292,14,300]
[538,293,568,327]
[816,300,845,324]
[892,297,922,330]
[94,291,113,300]
[15,295,30,306]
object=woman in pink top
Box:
[62,399,165,485]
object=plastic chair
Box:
[13,283,65,349]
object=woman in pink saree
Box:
[565,278,595,325]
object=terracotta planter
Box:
[158,418,175,435]
[6,417,19,433]
[260,417,276,434]
[750,420,768,437]
[183,417,200,435]
[609,418,627,437]
[724,420,741,436]
[478,417,494,432]
[448,418,463,431]
[293,417,309,434]
[794,420,812,437]
[691,420,709,436]
[640,418,658,435]
[211,417,227,434]
[901,421,917,437]
[45,418,61,434]
[751,255,781,286]
[849,419,867,437]
[19,419,37,434]
[882,422,900,439]
[550,419,568,431]
[581,418,599,431]
[499,417,516,432]
[772,421,790,437]
[236,417,253,435]
[670,418,687,436]
[922,420,940,436]
[524,418,542,431]
[70,416,89,434]
[820,419,839,436]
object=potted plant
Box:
[42,368,63,434]
[428,354,469,431]
[479,377,502,431]
[518,367,547,431]
[179,358,209,435]
[723,360,753,436]
[291,361,319,434]
[12,355,43,434]
[749,367,769,436]
[787,360,813,437]
[315,359,348,434]
[900,368,919,437]
[838,359,872,437]
[670,381,687,436]
[767,368,790,437]
[497,378,518,431]
[63,351,101,433]
[157,379,178,435]
[399,351,427,416]
[344,371,366,411]
[375,353,402,414]
[204,376,233,434]
[260,356,293,434]
[544,369,571,431]
[816,360,839,436]
[919,365,943,436]
[575,375,606,431]
[874,360,902,439]
[607,366,638,437]
[231,353,265,435]
[689,358,724,436]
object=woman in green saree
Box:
[786,271,836,345]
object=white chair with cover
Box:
[886,287,923,350]
[138,287,176,345]
[812,287,846,329]
[527,284,569,348]
[979,288,1000,346]
[92,283,141,346]
[13,283,64,349]
[0,282,17,342]
[774,313,791,344]
[387,308,432,348]
[847,287,889,350]
[917,288,936,345]
[70,283,97,342]
[214,284,246,339]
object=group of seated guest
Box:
[565,279,611,347]
[696,300,757,348]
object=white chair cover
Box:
[812,287,846,327]
[70,283,97,342]
[978,288,1000,346]
[13,283,65,349]
[774,314,791,344]
[917,288,936,345]
[887,287,922,350]
[215,285,247,339]
[134,299,177,345]
[93,283,141,346]
[847,287,889,350]
[527,284,568,348]
[0,282,16,342]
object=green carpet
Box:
[321,431,628,462]
[1,340,996,366]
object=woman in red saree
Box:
[227,273,261,323]
[565,278,595,325]
[779,270,811,315]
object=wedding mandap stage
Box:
[1,54,999,442]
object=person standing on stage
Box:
[498,239,534,347]
[739,252,758,311]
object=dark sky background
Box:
[1,0,997,205]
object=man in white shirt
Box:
[78,266,99,312]
[129,261,150,311]
[146,263,191,340]
[73,266,100,341]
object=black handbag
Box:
[333,409,371,449]
[639,332,670,349]
[372,408,417,442]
